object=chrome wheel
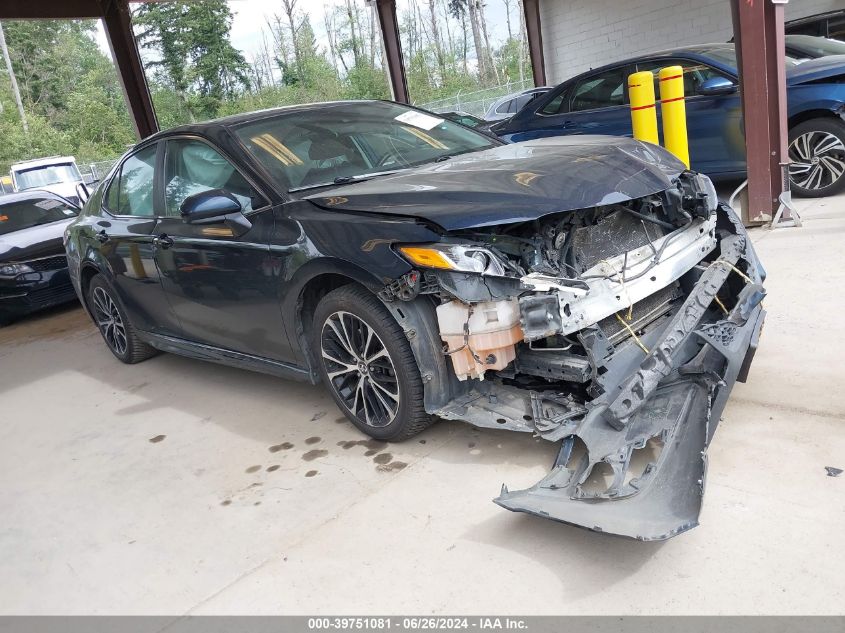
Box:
[789,131,845,191]
[91,286,127,356]
[320,310,400,428]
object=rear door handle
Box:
[95,230,109,244]
[152,234,174,249]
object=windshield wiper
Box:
[288,169,405,193]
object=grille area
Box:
[27,283,76,307]
[25,255,68,272]
[597,282,681,346]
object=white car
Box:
[10,156,86,205]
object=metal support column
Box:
[99,0,158,139]
[373,0,409,104]
[522,0,547,87]
[730,0,789,225]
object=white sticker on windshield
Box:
[63,209,76,215]
[394,110,444,131]
[35,199,63,210]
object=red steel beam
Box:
[374,0,410,104]
[100,0,159,138]
[0,0,158,139]
[522,0,547,87]
[0,0,103,19]
[731,0,787,224]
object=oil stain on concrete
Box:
[302,449,328,461]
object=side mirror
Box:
[75,182,91,205]
[698,76,737,96]
[180,189,252,237]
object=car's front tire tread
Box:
[313,284,433,442]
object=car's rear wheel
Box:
[313,285,431,442]
[86,274,157,364]
[788,117,845,198]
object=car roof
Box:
[144,100,388,142]
[0,190,70,205]
[785,9,843,27]
[11,156,77,170]
[604,43,735,68]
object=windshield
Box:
[234,101,497,192]
[786,35,845,58]
[700,46,800,70]
[13,163,81,190]
[0,197,78,236]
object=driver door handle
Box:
[153,233,174,249]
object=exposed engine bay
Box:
[383,171,766,541]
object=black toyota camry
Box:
[0,190,80,324]
[65,100,766,540]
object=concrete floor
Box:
[1,193,843,615]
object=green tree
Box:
[133,0,249,122]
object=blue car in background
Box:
[493,44,845,197]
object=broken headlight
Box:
[695,172,718,212]
[398,244,506,276]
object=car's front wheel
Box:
[313,285,432,442]
[788,117,845,198]
[86,274,157,364]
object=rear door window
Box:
[105,145,157,217]
[570,67,628,111]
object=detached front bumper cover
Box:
[495,219,766,541]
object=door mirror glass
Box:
[180,189,243,222]
[698,76,737,96]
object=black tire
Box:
[86,274,157,364]
[313,284,432,442]
[788,117,845,198]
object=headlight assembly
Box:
[398,244,506,276]
[694,172,718,212]
[0,263,34,278]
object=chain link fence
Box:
[79,159,119,185]
[417,79,535,118]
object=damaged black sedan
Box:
[64,100,765,541]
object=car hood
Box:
[787,54,845,85]
[0,218,74,262]
[304,136,686,231]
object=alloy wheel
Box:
[788,131,845,191]
[91,286,128,356]
[320,310,400,427]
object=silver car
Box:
[484,87,551,121]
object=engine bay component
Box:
[436,298,524,380]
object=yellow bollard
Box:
[658,65,690,168]
[627,71,659,145]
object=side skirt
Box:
[137,331,312,382]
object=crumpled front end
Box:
[385,171,766,541]
[495,224,765,540]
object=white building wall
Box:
[539,0,845,84]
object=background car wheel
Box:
[86,274,157,364]
[313,284,432,442]
[788,118,845,198]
